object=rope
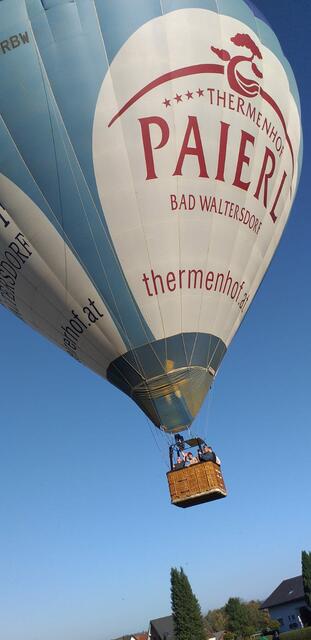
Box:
[145,416,170,470]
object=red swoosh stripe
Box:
[108,63,224,127]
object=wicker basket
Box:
[167,460,227,508]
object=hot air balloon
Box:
[0,0,302,507]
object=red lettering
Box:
[173,116,209,177]
[233,130,255,192]
[179,194,187,209]
[270,171,287,223]
[179,269,185,288]
[215,121,230,182]
[166,272,176,291]
[170,194,178,210]
[254,146,276,207]
[139,116,170,180]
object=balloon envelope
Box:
[0,0,302,432]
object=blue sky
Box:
[0,1,311,639]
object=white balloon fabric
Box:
[0,0,302,432]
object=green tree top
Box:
[171,567,205,640]
[225,598,252,637]
[302,550,311,609]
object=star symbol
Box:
[185,90,193,100]
[174,93,183,103]
[163,98,171,107]
[197,88,204,97]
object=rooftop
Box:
[261,575,305,609]
[150,615,175,639]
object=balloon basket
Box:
[167,461,227,508]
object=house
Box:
[260,575,307,632]
[148,615,175,640]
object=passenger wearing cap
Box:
[198,444,217,463]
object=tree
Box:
[302,550,311,609]
[225,598,252,638]
[170,567,205,640]
[205,599,278,639]
[205,607,228,634]
[244,600,274,632]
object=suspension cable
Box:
[144,416,170,470]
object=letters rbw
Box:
[0,32,29,55]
